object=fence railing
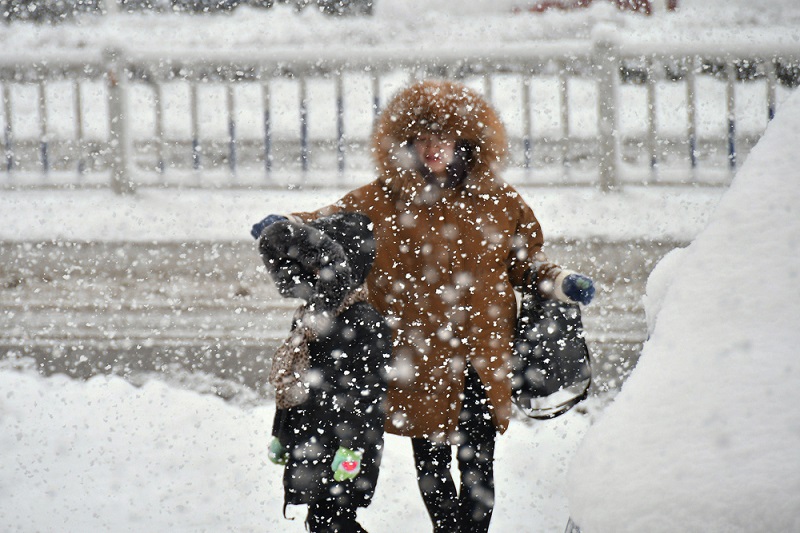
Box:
[1,32,798,193]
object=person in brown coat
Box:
[252,79,595,533]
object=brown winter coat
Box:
[295,80,566,441]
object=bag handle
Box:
[519,383,591,420]
[521,266,551,304]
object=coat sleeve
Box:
[506,189,569,296]
[291,182,378,222]
[328,304,391,452]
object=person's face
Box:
[413,133,456,175]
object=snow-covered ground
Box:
[0,361,595,531]
[0,185,723,243]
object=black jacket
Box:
[261,212,390,508]
[272,301,390,506]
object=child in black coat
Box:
[256,212,390,533]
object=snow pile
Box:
[640,246,687,336]
[566,88,800,531]
[0,369,280,531]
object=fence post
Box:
[104,48,135,195]
[4,81,15,174]
[593,25,621,191]
[299,76,309,174]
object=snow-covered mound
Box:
[566,89,800,531]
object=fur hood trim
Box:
[372,79,508,201]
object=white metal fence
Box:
[1,35,798,193]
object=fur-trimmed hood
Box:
[372,79,508,201]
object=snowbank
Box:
[566,82,800,531]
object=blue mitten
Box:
[251,214,287,240]
[562,273,595,305]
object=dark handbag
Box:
[511,285,592,419]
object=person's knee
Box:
[458,442,494,469]
[465,480,494,503]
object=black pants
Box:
[411,366,497,533]
[306,499,366,533]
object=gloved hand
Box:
[251,214,287,240]
[562,273,595,305]
[331,447,363,482]
[268,436,289,466]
